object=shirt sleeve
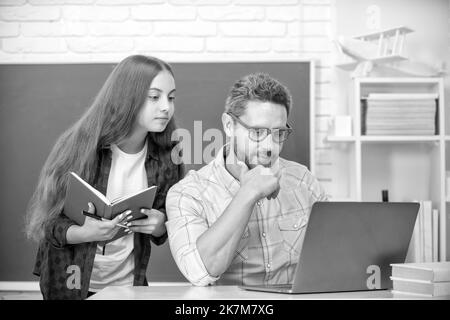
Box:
[165,186,220,286]
[44,211,77,248]
[307,173,329,203]
[150,163,185,246]
[149,208,168,246]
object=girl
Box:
[25,55,184,300]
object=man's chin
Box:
[260,162,272,168]
[248,159,273,168]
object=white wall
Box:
[0,0,333,65]
[0,0,335,183]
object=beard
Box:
[232,139,273,169]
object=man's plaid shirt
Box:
[166,147,327,286]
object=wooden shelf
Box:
[360,136,440,142]
[356,77,442,84]
[326,136,356,142]
[327,135,441,143]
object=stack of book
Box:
[362,93,437,135]
[390,262,450,297]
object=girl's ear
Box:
[222,113,234,138]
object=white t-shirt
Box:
[89,142,148,292]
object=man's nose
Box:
[259,133,276,154]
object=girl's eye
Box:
[169,96,175,101]
[148,96,159,101]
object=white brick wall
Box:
[198,6,264,21]
[0,0,335,195]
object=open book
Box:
[63,171,158,242]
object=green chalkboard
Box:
[0,61,312,282]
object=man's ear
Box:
[222,113,233,138]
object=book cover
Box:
[390,276,450,297]
[440,207,446,261]
[390,262,450,282]
[64,172,158,242]
[422,201,433,262]
[432,209,438,262]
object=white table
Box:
[88,283,447,300]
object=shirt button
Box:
[294,224,298,229]
[267,263,271,269]
[262,232,266,238]
[257,201,261,206]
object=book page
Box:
[111,185,157,205]
[70,172,110,205]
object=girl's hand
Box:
[126,208,166,237]
[81,202,132,242]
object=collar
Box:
[100,134,159,161]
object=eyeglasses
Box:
[227,112,293,143]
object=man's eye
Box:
[253,129,267,137]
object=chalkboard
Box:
[0,61,312,282]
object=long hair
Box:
[25,55,179,242]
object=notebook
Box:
[63,172,157,242]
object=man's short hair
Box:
[224,73,292,117]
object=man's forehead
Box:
[240,100,287,125]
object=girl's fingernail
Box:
[127,222,132,227]
[141,209,145,213]
[126,215,133,220]
[119,214,123,219]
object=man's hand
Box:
[238,161,281,201]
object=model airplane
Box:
[334,26,446,77]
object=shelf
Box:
[356,77,442,84]
[327,136,441,143]
[326,136,356,142]
[360,136,440,142]
[318,76,447,261]
[362,93,438,100]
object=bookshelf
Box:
[322,77,447,261]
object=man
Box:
[166,73,327,286]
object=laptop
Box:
[240,201,419,294]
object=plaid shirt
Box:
[166,147,327,286]
[33,139,183,300]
